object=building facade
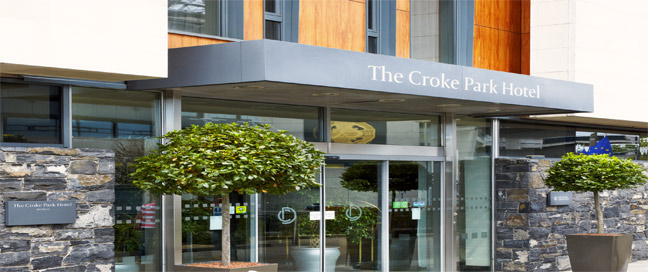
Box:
[0,0,644,272]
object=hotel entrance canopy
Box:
[128,40,593,117]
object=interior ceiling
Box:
[176,81,580,117]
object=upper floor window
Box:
[366,0,379,54]
[264,0,298,42]
[366,0,396,55]
[169,0,243,39]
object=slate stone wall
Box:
[0,147,115,272]
[495,158,648,272]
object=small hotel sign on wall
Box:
[6,201,77,226]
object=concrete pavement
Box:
[566,259,648,272]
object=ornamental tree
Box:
[545,153,648,234]
[130,122,324,266]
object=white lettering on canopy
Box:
[368,65,540,99]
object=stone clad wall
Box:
[495,158,648,272]
[0,147,115,272]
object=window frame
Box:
[0,77,68,147]
[168,0,244,40]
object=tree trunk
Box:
[594,191,604,234]
[222,193,231,266]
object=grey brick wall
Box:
[495,158,648,272]
[0,147,115,272]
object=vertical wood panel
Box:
[299,0,365,52]
[168,33,230,49]
[473,0,527,74]
[244,0,263,40]
[397,0,410,11]
[396,10,410,58]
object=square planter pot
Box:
[566,234,632,272]
[174,263,278,272]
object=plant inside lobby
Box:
[131,122,324,271]
[546,153,648,272]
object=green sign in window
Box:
[393,201,408,209]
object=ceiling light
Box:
[437,103,462,107]
[233,85,264,89]
[378,98,406,103]
[311,92,340,96]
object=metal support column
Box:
[491,118,499,271]
[162,90,182,271]
[443,113,457,272]
[380,161,389,272]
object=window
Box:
[366,0,396,55]
[264,0,298,42]
[330,108,441,146]
[499,121,646,160]
[182,97,321,142]
[168,0,243,39]
[366,0,379,54]
[71,87,163,272]
[0,82,61,144]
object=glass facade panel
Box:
[1,82,61,144]
[71,87,162,272]
[456,117,492,271]
[330,108,441,146]
[259,186,321,271]
[499,121,645,160]
[181,98,321,141]
[325,159,382,271]
[181,193,252,264]
[389,161,441,271]
[410,0,441,62]
[499,121,575,158]
[169,0,221,36]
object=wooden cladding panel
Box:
[244,0,263,40]
[168,33,230,49]
[397,0,410,11]
[396,9,410,58]
[473,0,529,74]
[299,0,365,52]
[473,26,521,74]
[474,0,521,32]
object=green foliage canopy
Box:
[130,123,324,196]
[546,153,648,192]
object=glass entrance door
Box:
[259,159,442,272]
[324,160,382,272]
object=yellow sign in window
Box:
[235,206,247,214]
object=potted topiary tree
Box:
[130,122,324,271]
[545,153,648,272]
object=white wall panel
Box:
[0,0,167,81]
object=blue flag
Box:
[583,136,613,155]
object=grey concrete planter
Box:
[567,234,632,272]
[174,263,278,272]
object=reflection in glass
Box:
[259,187,321,271]
[499,121,575,158]
[330,108,441,146]
[71,87,162,272]
[169,0,221,36]
[500,121,644,160]
[182,97,321,141]
[327,160,382,271]
[389,161,441,271]
[456,117,492,271]
[181,193,251,264]
[265,20,281,40]
[1,82,61,144]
